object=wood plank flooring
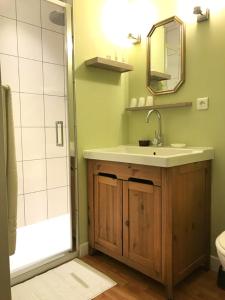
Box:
[81,253,225,300]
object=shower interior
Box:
[0,0,76,274]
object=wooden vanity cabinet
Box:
[94,175,123,257]
[123,180,162,280]
[87,159,211,300]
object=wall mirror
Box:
[147,16,185,95]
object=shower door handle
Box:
[55,121,64,147]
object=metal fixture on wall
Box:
[128,33,141,44]
[193,6,209,22]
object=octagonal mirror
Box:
[147,16,185,95]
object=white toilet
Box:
[216,231,225,270]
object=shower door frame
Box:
[0,72,12,299]
[10,0,79,286]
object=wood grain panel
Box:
[123,181,162,281]
[92,160,162,186]
[172,162,211,283]
[94,175,122,256]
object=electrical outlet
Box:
[196,97,209,110]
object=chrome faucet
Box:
[146,109,163,146]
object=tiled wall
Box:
[0,0,70,227]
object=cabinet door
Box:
[94,175,122,256]
[123,181,162,279]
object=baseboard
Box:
[211,255,220,272]
[78,243,219,272]
[79,242,89,257]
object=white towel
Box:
[2,85,18,256]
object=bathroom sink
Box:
[83,145,214,167]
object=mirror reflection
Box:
[147,16,185,95]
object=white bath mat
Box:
[11,259,116,300]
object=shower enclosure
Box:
[0,0,78,282]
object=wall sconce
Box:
[193,6,209,22]
[128,33,141,45]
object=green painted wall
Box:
[73,0,225,255]
[73,0,129,244]
[128,0,225,255]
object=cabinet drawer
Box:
[91,160,162,186]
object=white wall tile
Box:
[65,99,68,127]
[46,128,67,158]
[17,162,24,195]
[0,54,19,92]
[17,195,25,227]
[47,157,67,189]
[15,128,22,162]
[23,159,46,193]
[22,128,45,160]
[47,187,68,218]
[25,191,47,225]
[19,58,43,94]
[64,67,67,96]
[12,92,21,127]
[42,29,64,65]
[0,0,16,19]
[20,93,44,127]
[16,0,41,26]
[43,63,64,96]
[0,17,17,56]
[41,0,64,34]
[44,95,65,127]
[17,22,42,61]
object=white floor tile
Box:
[10,214,72,272]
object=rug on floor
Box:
[11,259,117,300]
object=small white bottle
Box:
[130,97,137,107]
[146,95,154,106]
[138,97,145,107]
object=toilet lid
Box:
[218,232,225,250]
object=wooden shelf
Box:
[85,57,133,73]
[151,71,171,81]
[126,102,192,111]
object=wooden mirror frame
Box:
[146,16,185,95]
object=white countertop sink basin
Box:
[83,145,214,167]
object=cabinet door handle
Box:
[56,121,64,147]
[125,220,129,227]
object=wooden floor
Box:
[81,253,225,300]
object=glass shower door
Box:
[0,0,75,273]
